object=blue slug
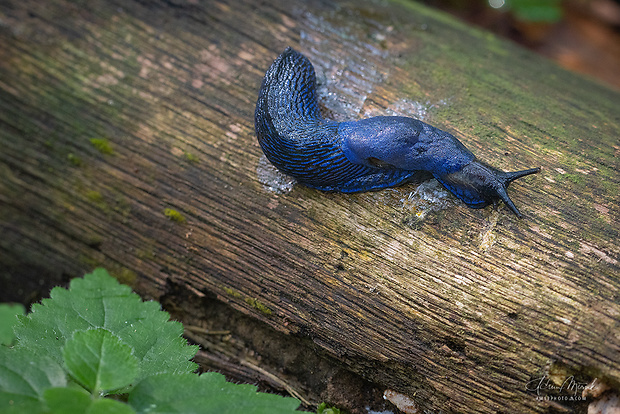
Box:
[255,47,540,218]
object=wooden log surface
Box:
[1,0,619,412]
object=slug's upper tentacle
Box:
[254,47,540,217]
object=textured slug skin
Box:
[255,47,540,217]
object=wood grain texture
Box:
[0,0,618,412]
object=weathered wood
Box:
[1,0,618,413]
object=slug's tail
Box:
[497,167,541,218]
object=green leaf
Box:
[44,387,91,413]
[317,402,341,414]
[63,329,138,394]
[509,0,562,22]
[14,268,198,385]
[88,397,136,414]
[0,303,25,346]
[0,347,66,412]
[129,372,300,414]
[44,387,136,414]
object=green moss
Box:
[136,248,155,260]
[79,255,100,268]
[89,138,114,155]
[184,151,199,163]
[245,297,272,316]
[164,208,186,224]
[224,287,243,299]
[113,267,138,287]
[85,189,112,214]
[563,174,585,184]
[67,153,83,166]
[84,190,132,220]
[113,194,132,221]
[84,233,103,248]
[86,190,104,203]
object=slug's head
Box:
[435,161,540,218]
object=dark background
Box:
[425,0,620,90]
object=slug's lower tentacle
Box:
[254,47,540,217]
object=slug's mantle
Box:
[254,47,540,218]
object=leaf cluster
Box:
[0,268,300,413]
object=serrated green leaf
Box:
[128,372,300,414]
[44,387,136,414]
[14,268,198,385]
[119,317,197,377]
[63,328,138,393]
[0,303,25,346]
[0,347,66,412]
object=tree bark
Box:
[0,0,618,413]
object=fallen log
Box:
[0,0,618,413]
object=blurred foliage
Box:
[427,0,565,23]
[506,0,563,22]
